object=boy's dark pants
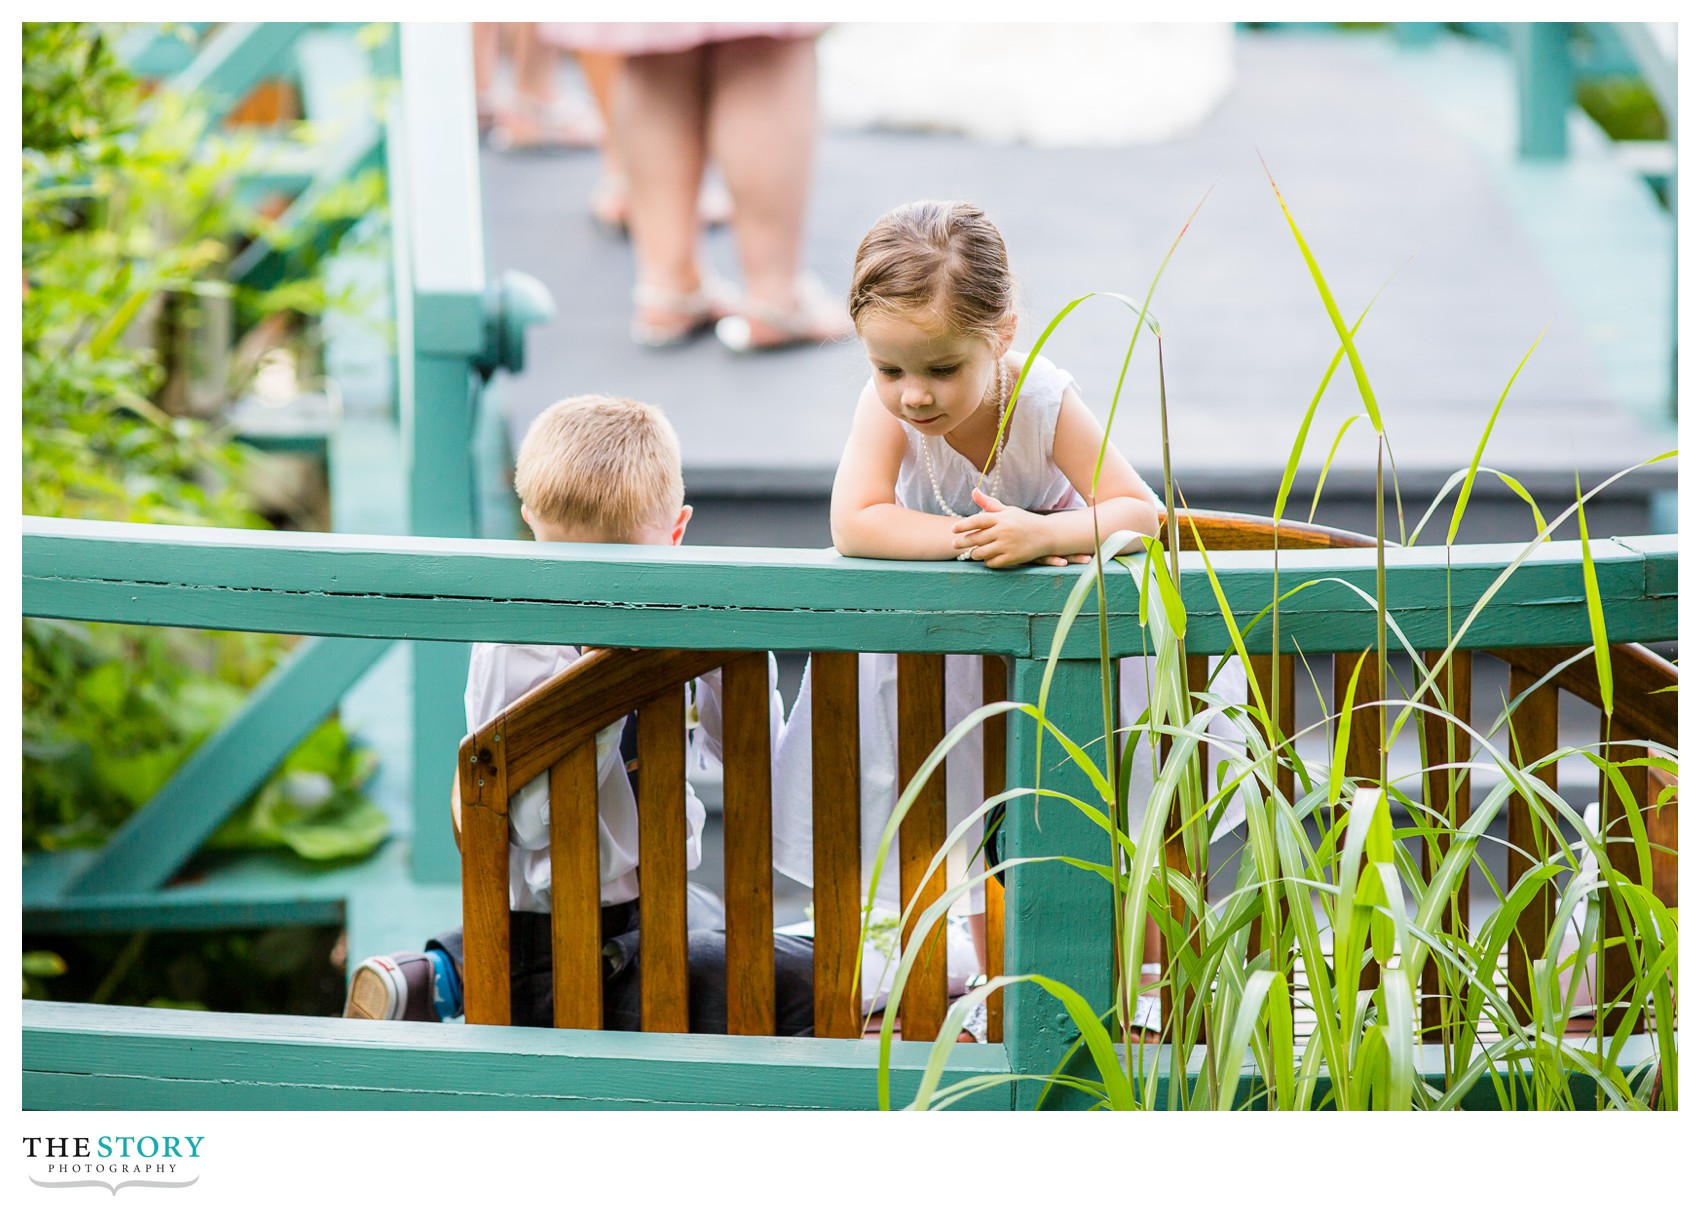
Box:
[428,896,815,1035]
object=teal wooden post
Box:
[395,24,487,884]
[115,23,211,76]
[1514,22,1572,160]
[1003,655,1116,1110]
[1393,22,1442,48]
[170,22,309,125]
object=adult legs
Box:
[578,49,629,229]
[616,47,718,339]
[705,35,842,345]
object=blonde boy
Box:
[346,395,813,1032]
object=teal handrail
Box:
[20,518,1678,1105]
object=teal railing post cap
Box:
[478,270,555,377]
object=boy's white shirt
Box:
[467,642,728,912]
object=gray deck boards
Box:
[480,29,1674,541]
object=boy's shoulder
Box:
[467,641,587,714]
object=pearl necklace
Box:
[921,357,1010,520]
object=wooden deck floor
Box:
[480,28,1674,546]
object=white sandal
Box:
[714,275,851,354]
[630,277,737,349]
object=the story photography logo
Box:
[22,1132,204,1195]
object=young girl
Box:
[831,199,1161,564]
[774,202,1217,1035]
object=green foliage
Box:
[23,23,260,526]
[23,619,269,849]
[23,951,68,1000]
[1577,78,1667,142]
[22,22,384,863]
[205,717,388,860]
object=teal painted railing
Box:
[20,518,1677,1109]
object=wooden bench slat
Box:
[472,647,738,798]
[1600,713,1652,1036]
[1334,650,1384,786]
[1505,663,1559,1026]
[1334,651,1383,992]
[896,652,949,1042]
[1419,650,1471,1038]
[550,743,603,1029]
[1497,644,1677,752]
[1245,653,1297,804]
[811,651,863,1039]
[637,687,690,1032]
[982,655,1007,1045]
[722,653,775,1035]
[1186,653,1213,811]
[459,731,512,1025]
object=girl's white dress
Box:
[774,353,1246,928]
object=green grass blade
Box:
[1410,466,1550,546]
[1400,451,1673,715]
[1308,413,1366,524]
[1446,329,1545,546]
[1272,259,1409,522]
[1261,156,1384,434]
[1216,966,1278,1106]
[1328,653,1365,806]
[1575,475,1613,719]
[1381,965,1417,1109]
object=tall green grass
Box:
[868,171,1678,1111]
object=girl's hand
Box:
[952,489,1070,567]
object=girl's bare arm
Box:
[830,385,963,560]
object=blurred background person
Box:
[542,21,850,351]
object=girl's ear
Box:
[993,313,1018,356]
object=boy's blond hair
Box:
[513,394,684,540]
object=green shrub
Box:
[22,22,384,864]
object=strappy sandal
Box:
[714,276,852,354]
[630,277,737,349]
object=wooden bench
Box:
[455,511,1676,1041]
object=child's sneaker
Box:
[343,950,461,1022]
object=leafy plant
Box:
[868,168,1677,1111]
[22,22,386,864]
